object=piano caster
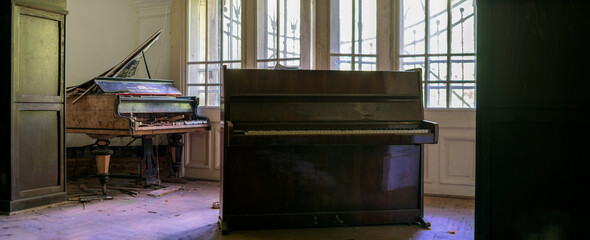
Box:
[417,217,431,229]
[168,134,184,178]
[92,139,113,195]
[97,173,109,195]
[218,216,229,235]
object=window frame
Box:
[186,0,242,107]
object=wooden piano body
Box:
[66,78,209,137]
[221,67,438,231]
[66,29,209,185]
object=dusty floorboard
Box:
[0,178,473,240]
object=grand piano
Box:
[220,66,438,231]
[66,29,210,187]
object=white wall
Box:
[424,110,476,197]
[65,0,171,147]
[66,0,139,87]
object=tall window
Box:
[400,0,476,108]
[257,0,301,69]
[330,0,377,70]
[188,0,241,107]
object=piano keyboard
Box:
[241,129,430,136]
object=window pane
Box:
[188,64,206,84]
[331,0,353,54]
[401,56,426,72]
[428,56,447,81]
[429,0,447,54]
[188,0,207,61]
[355,57,376,71]
[401,0,426,55]
[450,55,475,81]
[258,0,300,63]
[426,83,446,108]
[279,60,300,68]
[355,0,376,55]
[188,86,206,104]
[450,83,475,108]
[258,0,277,60]
[223,0,241,61]
[225,62,241,69]
[400,0,476,109]
[451,0,475,54]
[207,64,220,84]
[257,61,276,69]
[331,56,352,70]
[208,0,220,61]
[207,86,220,106]
[280,0,300,59]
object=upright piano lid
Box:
[223,68,425,122]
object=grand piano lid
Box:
[100,29,162,78]
[66,29,164,93]
[94,77,181,96]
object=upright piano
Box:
[66,29,210,186]
[220,67,438,231]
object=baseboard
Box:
[424,193,475,200]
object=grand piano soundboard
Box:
[220,66,438,231]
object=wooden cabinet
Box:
[0,0,67,213]
[476,0,590,238]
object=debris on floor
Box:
[147,186,183,197]
[161,177,189,184]
[211,201,220,209]
[108,186,139,197]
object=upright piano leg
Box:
[141,136,161,186]
[168,134,184,178]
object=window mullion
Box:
[204,0,209,106]
[425,0,430,107]
[220,0,224,64]
[446,0,452,108]
[276,0,280,63]
[351,0,356,70]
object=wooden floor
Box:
[0,178,474,240]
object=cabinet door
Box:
[13,6,65,103]
[13,103,65,200]
[7,4,66,211]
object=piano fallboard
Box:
[226,120,438,146]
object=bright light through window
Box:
[400,0,476,109]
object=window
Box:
[330,0,377,70]
[182,0,475,109]
[257,0,301,69]
[187,0,241,107]
[400,0,476,108]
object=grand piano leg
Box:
[92,139,113,195]
[168,134,184,178]
[141,136,161,186]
